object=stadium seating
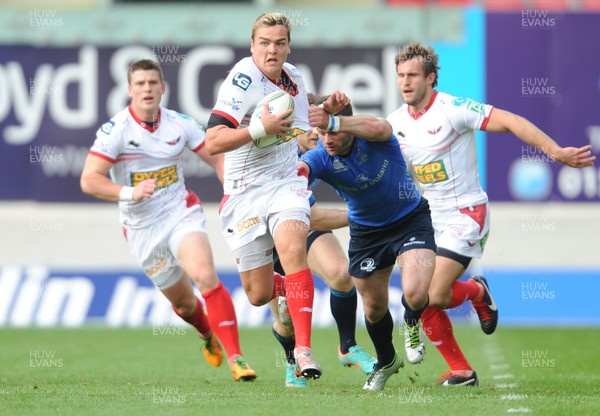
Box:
[581,0,600,10]
[532,0,570,9]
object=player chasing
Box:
[387,42,596,386]
[301,100,437,391]
[205,12,349,381]
[269,94,377,388]
[80,59,256,382]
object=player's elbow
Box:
[204,134,218,155]
[205,129,224,155]
[369,119,392,140]
[80,174,94,196]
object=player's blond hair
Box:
[127,59,164,85]
[395,42,440,88]
[252,13,291,42]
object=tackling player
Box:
[387,42,595,386]
[300,101,437,391]
[270,95,377,388]
[80,59,257,381]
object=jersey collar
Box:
[128,104,161,133]
[408,90,438,120]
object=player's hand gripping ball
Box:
[250,91,295,148]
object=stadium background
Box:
[1,0,599,329]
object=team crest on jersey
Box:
[101,120,115,135]
[166,136,181,146]
[413,160,449,184]
[333,159,347,171]
[232,72,252,91]
[131,165,179,188]
[427,126,442,135]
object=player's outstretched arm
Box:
[485,108,596,168]
[80,154,157,202]
[309,105,392,142]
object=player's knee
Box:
[403,288,429,310]
[172,298,197,317]
[246,290,271,307]
[428,290,451,309]
[324,269,353,292]
[363,302,387,323]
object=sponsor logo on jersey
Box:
[232,72,252,91]
[413,160,449,184]
[127,140,140,148]
[131,165,179,188]
[278,127,305,145]
[451,97,485,114]
[356,173,369,183]
[218,98,242,111]
[101,120,114,134]
[236,216,261,232]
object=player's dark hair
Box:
[127,59,164,85]
[252,13,291,42]
[394,42,440,88]
[307,93,327,106]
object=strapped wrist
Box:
[119,186,135,201]
[327,115,341,132]
[248,119,266,141]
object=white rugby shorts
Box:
[125,198,207,290]
[219,174,312,272]
[432,202,490,259]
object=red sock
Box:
[421,306,472,372]
[285,268,314,348]
[271,272,286,300]
[172,297,211,338]
[203,282,242,362]
[448,280,483,308]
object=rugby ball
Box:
[250,90,295,148]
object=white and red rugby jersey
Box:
[210,57,311,195]
[90,105,205,228]
[387,91,494,210]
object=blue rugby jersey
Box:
[301,136,421,227]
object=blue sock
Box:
[272,327,295,365]
[402,294,429,326]
[365,309,395,367]
[330,287,358,354]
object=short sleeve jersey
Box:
[386,91,493,211]
[89,105,205,229]
[209,57,310,195]
[300,137,421,227]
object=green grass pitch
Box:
[2,326,599,416]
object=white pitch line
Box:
[496,383,519,389]
[501,394,528,400]
[493,373,515,380]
